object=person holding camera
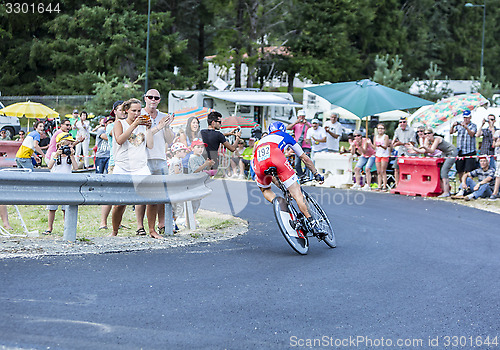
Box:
[286,109,312,177]
[450,110,477,182]
[44,132,78,235]
[476,114,497,169]
[200,111,241,170]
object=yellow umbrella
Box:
[0,101,59,119]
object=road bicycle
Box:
[264,167,336,255]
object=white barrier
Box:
[313,152,353,188]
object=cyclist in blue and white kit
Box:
[252,122,325,236]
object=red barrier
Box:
[390,156,444,197]
[0,140,22,168]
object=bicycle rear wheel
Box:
[272,196,309,255]
[303,191,336,248]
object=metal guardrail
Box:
[0,172,212,241]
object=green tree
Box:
[372,54,412,91]
[472,68,499,101]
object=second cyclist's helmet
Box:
[268,121,286,134]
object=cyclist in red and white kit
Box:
[252,122,325,236]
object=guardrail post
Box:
[185,201,196,230]
[164,203,173,235]
[63,205,79,242]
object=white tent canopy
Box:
[204,91,302,107]
[326,107,409,129]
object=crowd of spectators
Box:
[1,102,499,236]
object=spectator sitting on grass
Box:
[455,156,495,201]
[44,132,78,235]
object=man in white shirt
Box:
[306,119,327,161]
[323,111,343,152]
[136,89,176,237]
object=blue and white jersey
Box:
[258,131,304,157]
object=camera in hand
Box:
[57,146,73,165]
[61,145,72,156]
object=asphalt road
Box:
[1,179,499,350]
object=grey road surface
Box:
[1,179,499,349]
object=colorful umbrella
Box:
[170,107,213,127]
[410,93,489,129]
[220,115,258,129]
[0,101,59,119]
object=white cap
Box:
[311,118,320,124]
[297,110,306,117]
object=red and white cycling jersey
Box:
[252,131,303,188]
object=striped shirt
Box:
[456,123,477,154]
[479,127,496,155]
[470,167,495,189]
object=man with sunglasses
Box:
[45,119,82,163]
[392,116,417,185]
[136,89,175,237]
[201,111,241,170]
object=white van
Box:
[168,90,301,137]
[0,102,21,139]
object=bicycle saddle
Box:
[264,167,278,176]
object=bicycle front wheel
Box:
[303,191,336,248]
[272,196,309,255]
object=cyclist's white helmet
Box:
[268,121,286,134]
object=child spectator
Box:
[188,138,215,174]
[187,138,215,216]
[169,142,189,232]
[44,132,78,235]
[95,116,114,174]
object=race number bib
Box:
[257,145,271,162]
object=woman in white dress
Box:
[111,98,157,237]
[74,111,91,168]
